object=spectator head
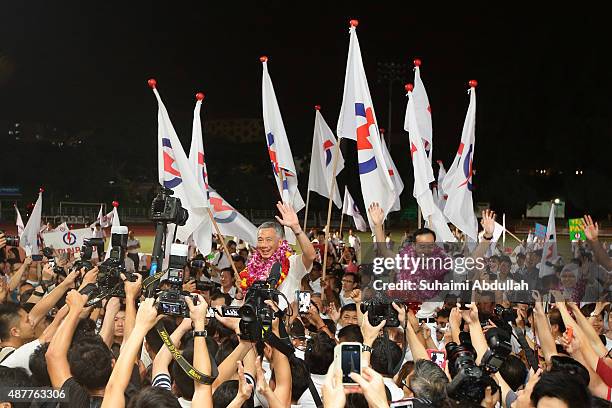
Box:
[517,252,526,265]
[213,380,254,408]
[309,261,323,280]
[341,273,358,293]
[113,309,126,339]
[559,264,579,289]
[305,332,336,375]
[210,291,232,308]
[29,342,51,386]
[67,336,114,390]
[145,317,177,360]
[231,254,245,271]
[0,303,35,347]
[435,308,450,327]
[127,386,181,408]
[339,303,358,327]
[171,346,195,400]
[227,240,237,254]
[412,228,436,256]
[337,324,363,343]
[549,356,590,385]
[488,255,500,272]
[316,230,326,242]
[215,337,239,365]
[257,222,284,260]
[0,367,33,408]
[499,256,512,275]
[547,308,566,337]
[370,337,402,377]
[289,356,310,404]
[499,355,528,391]
[476,291,495,316]
[580,303,605,335]
[406,359,449,403]
[220,268,235,289]
[530,371,590,408]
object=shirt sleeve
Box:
[152,373,172,390]
[278,254,311,307]
[0,339,41,373]
[596,357,612,387]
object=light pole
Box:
[377,61,407,152]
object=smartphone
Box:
[31,255,43,262]
[426,349,446,370]
[459,303,470,310]
[565,327,574,342]
[334,342,361,385]
[297,291,311,315]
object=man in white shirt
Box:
[347,229,361,263]
[126,230,141,271]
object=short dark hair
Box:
[289,356,310,403]
[548,309,566,333]
[215,337,239,365]
[337,324,363,343]
[412,228,436,242]
[213,380,254,408]
[312,261,322,272]
[436,308,451,320]
[68,336,114,390]
[409,359,449,403]
[127,386,181,408]
[0,303,22,341]
[171,346,195,400]
[499,256,512,266]
[531,371,590,408]
[0,366,33,408]
[145,317,177,355]
[29,343,51,386]
[346,393,369,408]
[550,355,590,385]
[305,333,336,375]
[371,337,402,376]
[340,303,357,315]
[499,355,527,391]
[210,290,233,306]
[342,272,359,284]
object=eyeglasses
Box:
[341,279,354,284]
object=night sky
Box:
[1,3,610,216]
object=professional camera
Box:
[359,293,400,327]
[157,243,197,317]
[41,246,66,277]
[480,327,512,373]
[238,262,282,341]
[493,305,517,323]
[445,342,499,403]
[0,230,19,247]
[151,188,189,226]
[72,238,104,272]
[98,226,135,297]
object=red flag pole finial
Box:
[413,58,422,67]
[379,128,386,134]
[195,92,205,101]
[314,105,321,111]
[259,56,268,63]
[349,19,359,27]
[147,78,157,89]
[405,83,414,92]
[469,79,478,88]
[112,201,119,208]
[39,187,44,193]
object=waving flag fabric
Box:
[20,191,42,255]
[404,87,455,242]
[151,81,209,245]
[380,133,404,213]
[441,83,478,241]
[539,204,558,277]
[307,108,345,209]
[337,21,395,226]
[188,94,213,255]
[15,205,25,237]
[404,60,433,158]
[209,187,258,246]
[342,187,367,232]
[436,161,448,212]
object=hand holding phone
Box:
[426,349,446,370]
[565,326,573,342]
[334,342,362,385]
[297,290,311,315]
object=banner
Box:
[42,228,93,255]
[534,223,547,239]
[568,218,586,241]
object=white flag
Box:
[404,59,433,158]
[103,206,121,260]
[15,205,25,237]
[337,22,395,227]
[209,187,258,247]
[151,81,209,245]
[307,108,345,209]
[380,133,404,213]
[484,221,505,257]
[404,87,456,242]
[90,205,104,229]
[187,94,213,255]
[436,160,448,212]
[539,204,558,277]
[441,83,479,241]
[20,191,42,255]
[261,57,305,213]
[342,187,367,232]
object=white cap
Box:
[111,226,128,235]
[170,243,189,257]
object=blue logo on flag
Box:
[162,137,183,188]
[355,103,377,175]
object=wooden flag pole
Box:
[505,229,523,244]
[322,142,341,283]
[207,208,240,281]
[339,211,345,242]
[417,207,423,229]
[303,189,311,232]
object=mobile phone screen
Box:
[31,255,43,261]
[341,344,361,383]
[297,291,311,315]
[427,350,446,369]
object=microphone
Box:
[267,262,282,288]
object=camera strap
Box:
[155,321,218,385]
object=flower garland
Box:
[239,240,292,290]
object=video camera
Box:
[445,326,512,403]
[97,226,136,297]
[359,292,400,327]
[0,230,19,247]
[156,243,197,318]
[238,262,282,342]
[72,238,104,272]
[151,188,189,225]
[42,247,66,278]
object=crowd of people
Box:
[1,202,611,408]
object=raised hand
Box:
[449,306,462,330]
[480,209,496,237]
[322,366,346,408]
[237,361,254,400]
[460,302,479,325]
[42,263,55,281]
[327,302,341,323]
[582,215,599,241]
[80,266,98,288]
[65,289,88,311]
[61,269,81,289]
[134,298,159,330]
[361,311,385,345]
[0,232,5,249]
[350,289,362,304]
[349,366,389,408]
[367,202,385,227]
[122,273,142,299]
[275,201,300,232]
[182,279,196,293]
[186,294,208,329]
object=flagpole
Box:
[339,211,345,242]
[502,213,506,246]
[303,189,311,232]
[417,207,422,229]
[322,142,341,283]
[207,208,240,281]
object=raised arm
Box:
[8,257,31,292]
[38,304,69,343]
[567,301,608,357]
[100,297,121,348]
[29,268,80,329]
[368,203,394,259]
[102,298,160,408]
[275,202,315,270]
[392,304,429,361]
[360,311,386,367]
[152,317,193,378]
[469,210,496,261]
[45,290,88,389]
[187,294,213,408]
[583,215,612,271]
